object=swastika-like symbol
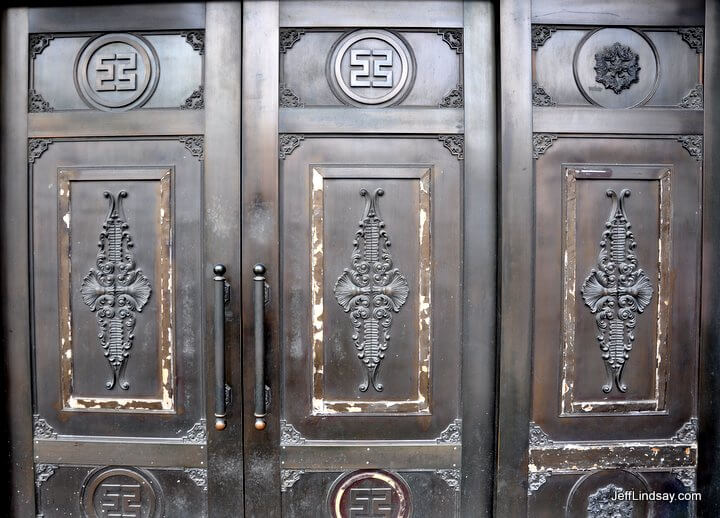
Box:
[349,488,393,518]
[94,53,138,92]
[99,483,141,517]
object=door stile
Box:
[205,3,244,516]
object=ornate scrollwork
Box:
[532,81,556,107]
[180,135,204,160]
[28,138,52,164]
[531,25,556,49]
[279,83,304,107]
[30,34,54,58]
[587,484,632,518]
[279,134,304,159]
[678,27,704,53]
[81,191,152,391]
[581,189,653,394]
[532,133,556,159]
[334,188,410,393]
[280,419,306,445]
[438,29,463,53]
[35,464,57,487]
[672,418,698,443]
[439,84,463,108]
[184,468,207,490]
[438,135,464,160]
[183,419,208,443]
[678,135,703,161]
[594,42,641,94]
[679,84,703,109]
[528,470,551,495]
[281,470,304,492]
[181,86,204,110]
[436,469,461,492]
[280,29,305,53]
[672,468,696,491]
[529,422,553,447]
[181,31,204,54]
[33,414,57,439]
[436,419,462,444]
[29,90,53,113]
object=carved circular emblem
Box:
[328,30,415,107]
[328,470,411,518]
[565,469,650,518]
[573,28,659,109]
[81,467,162,518]
[75,33,160,111]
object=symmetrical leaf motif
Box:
[81,191,152,390]
[581,189,653,394]
[334,188,409,392]
[594,42,641,94]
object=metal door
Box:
[241,1,496,516]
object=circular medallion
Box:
[75,33,160,111]
[328,30,415,107]
[573,28,659,109]
[565,469,651,518]
[328,469,412,518]
[81,467,162,518]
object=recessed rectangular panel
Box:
[58,168,174,411]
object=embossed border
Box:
[560,164,672,415]
[310,165,432,415]
[57,167,175,412]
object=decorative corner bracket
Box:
[181,31,204,55]
[29,139,52,164]
[281,469,305,492]
[183,419,207,443]
[30,34,54,58]
[29,90,53,113]
[280,83,304,108]
[280,419,306,445]
[438,135,464,160]
[679,84,703,109]
[436,419,462,444]
[279,134,304,159]
[677,135,703,161]
[532,81,556,107]
[35,464,57,487]
[439,84,463,108]
[532,133,556,159]
[185,468,208,491]
[181,86,204,110]
[672,467,696,491]
[438,29,463,54]
[436,469,461,492]
[532,25,556,50]
[180,135,204,160]
[280,29,305,53]
[529,422,553,448]
[528,470,552,496]
[33,414,57,439]
[672,417,698,443]
[678,27,704,53]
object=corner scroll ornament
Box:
[280,419,306,445]
[529,422,553,448]
[180,135,204,160]
[280,83,304,108]
[184,468,208,491]
[81,191,152,391]
[436,419,462,444]
[30,34,54,58]
[594,42,641,95]
[281,470,305,492]
[438,29,463,53]
[528,470,551,495]
[678,135,703,161]
[439,84,463,108]
[587,484,633,518]
[532,133,556,159]
[679,84,703,109]
[181,86,204,110]
[183,419,208,443]
[29,90,53,113]
[532,81,556,107]
[280,29,305,53]
[35,464,57,487]
[531,25,556,50]
[33,414,57,439]
[678,27,704,53]
[181,31,204,54]
[672,417,698,443]
[672,468,696,491]
[581,189,653,394]
[334,188,410,393]
[436,469,461,492]
[28,138,52,164]
[438,135,464,160]
[279,134,304,159]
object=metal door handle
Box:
[253,264,267,430]
[213,264,228,431]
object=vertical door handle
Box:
[253,264,267,430]
[213,264,228,431]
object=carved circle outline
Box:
[327,469,412,518]
[74,33,160,112]
[80,466,163,518]
[327,29,416,107]
[565,468,651,518]
[572,27,660,108]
